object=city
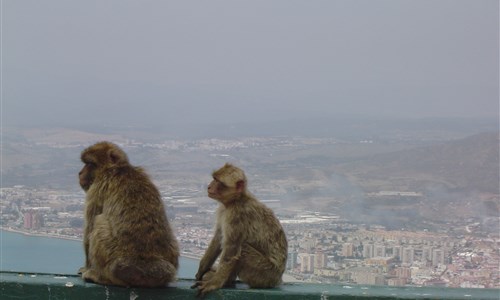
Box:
[1,183,498,289]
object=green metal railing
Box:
[1,271,498,299]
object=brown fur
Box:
[193,163,288,297]
[78,141,179,287]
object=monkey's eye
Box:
[214,178,227,189]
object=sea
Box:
[0,230,198,279]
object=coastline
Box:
[180,252,202,261]
[1,227,201,261]
[1,227,304,282]
[0,227,82,242]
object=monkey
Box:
[192,163,288,297]
[78,141,179,288]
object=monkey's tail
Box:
[112,258,177,288]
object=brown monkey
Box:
[78,141,179,287]
[192,163,288,297]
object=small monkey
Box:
[192,163,288,297]
[78,141,179,287]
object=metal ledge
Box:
[1,271,498,299]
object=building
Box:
[23,211,44,230]
[300,254,315,273]
[287,251,298,270]
[342,243,354,257]
[314,268,337,278]
[432,249,445,266]
[393,246,402,259]
[422,246,433,263]
[301,238,316,252]
[402,247,414,265]
[353,271,386,285]
[395,266,412,281]
[314,251,327,269]
[23,211,33,229]
[366,257,394,267]
[387,277,408,286]
[33,213,44,229]
[363,244,374,258]
[374,245,386,257]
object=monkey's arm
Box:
[195,228,222,281]
[196,227,244,297]
[79,197,102,274]
[80,216,92,273]
[78,233,90,274]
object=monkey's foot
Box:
[196,279,225,298]
[81,269,100,283]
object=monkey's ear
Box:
[236,180,245,193]
[108,149,127,165]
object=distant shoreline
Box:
[0,227,82,242]
[0,227,201,261]
[180,252,202,260]
[1,228,305,282]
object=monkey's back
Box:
[220,197,288,271]
[88,165,179,265]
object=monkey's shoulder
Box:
[106,165,152,182]
[100,166,159,194]
[218,198,278,227]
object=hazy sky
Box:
[2,0,499,127]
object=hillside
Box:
[335,132,499,193]
[2,127,498,230]
[331,132,499,230]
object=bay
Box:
[0,230,198,279]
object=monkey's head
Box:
[208,163,247,205]
[79,141,129,191]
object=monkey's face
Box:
[79,162,95,191]
[207,178,223,200]
[207,177,244,205]
[79,142,130,192]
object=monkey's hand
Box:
[77,267,87,275]
[191,271,205,288]
[195,278,224,298]
[190,281,201,289]
[194,270,204,282]
[191,268,216,288]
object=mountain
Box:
[335,132,499,193]
[332,132,499,230]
